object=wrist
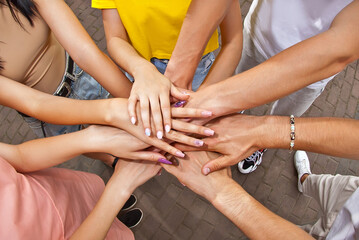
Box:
[104,98,128,128]
[258,116,288,149]
[132,60,157,79]
[211,178,243,207]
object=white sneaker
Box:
[294,151,312,192]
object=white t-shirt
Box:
[244,0,353,89]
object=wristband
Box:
[289,115,295,151]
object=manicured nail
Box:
[204,129,215,136]
[165,124,171,133]
[158,158,172,165]
[174,101,186,108]
[201,111,212,117]
[131,116,136,125]
[157,131,163,140]
[194,140,204,146]
[182,91,190,96]
[203,168,210,175]
[145,128,151,136]
[176,151,185,158]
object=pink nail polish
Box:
[204,129,215,136]
[195,140,204,146]
[201,111,212,117]
[203,168,210,175]
[176,151,185,158]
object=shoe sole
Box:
[129,208,143,229]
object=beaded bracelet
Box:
[289,115,295,151]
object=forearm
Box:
[75,48,131,98]
[259,116,359,159]
[0,77,127,126]
[200,1,243,89]
[0,129,92,172]
[165,0,234,88]
[35,0,131,98]
[193,1,359,117]
[107,37,155,79]
[211,179,312,240]
[70,179,131,240]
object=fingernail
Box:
[165,124,171,133]
[201,111,212,117]
[203,168,210,175]
[145,128,151,136]
[194,140,204,146]
[157,131,163,140]
[176,151,185,158]
[204,129,215,136]
[131,116,136,125]
[182,91,190,96]
[174,101,186,108]
[158,158,172,165]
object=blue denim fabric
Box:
[23,64,109,138]
[125,51,215,91]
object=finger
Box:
[170,84,190,100]
[165,130,204,148]
[129,151,172,164]
[172,144,208,152]
[146,137,185,158]
[171,107,212,118]
[173,137,218,151]
[149,97,164,139]
[139,97,151,136]
[160,94,172,133]
[128,95,138,125]
[172,120,215,136]
[202,156,234,175]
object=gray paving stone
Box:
[0,0,358,239]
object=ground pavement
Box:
[1,0,359,239]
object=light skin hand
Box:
[128,63,189,138]
[115,99,216,158]
[162,151,231,201]
[174,115,286,175]
[85,125,170,165]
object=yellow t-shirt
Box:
[92,0,219,61]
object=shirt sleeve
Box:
[92,0,116,9]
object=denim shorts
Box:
[125,51,215,91]
[23,62,109,138]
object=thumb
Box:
[201,155,233,175]
[170,84,190,100]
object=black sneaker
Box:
[237,149,267,174]
[121,194,137,211]
[117,208,143,229]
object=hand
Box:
[128,64,189,138]
[121,103,216,158]
[86,125,169,163]
[111,158,161,195]
[162,151,231,202]
[174,114,266,175]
